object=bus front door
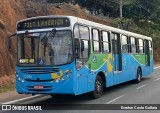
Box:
[144,40,150,75]
[144,40,150,67]
[112,33,122,84]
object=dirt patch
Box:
[0,20,6,29]
[0,75,15,85]
[0,75,15,93]
[154,63,160,67]
[0,0,26,78]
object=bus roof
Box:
[17,15,152,41]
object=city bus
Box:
[8,16,154,98]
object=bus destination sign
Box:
[17,17,70,31]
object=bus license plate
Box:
[34,85,44,89]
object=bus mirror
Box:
[74,39,80,58]
[81,40,84,52]
[7,33,16,50]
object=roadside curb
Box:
[154,66,160,69]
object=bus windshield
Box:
[17,30,73,66]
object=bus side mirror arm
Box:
[8,33,17,50]
[81,40,84,52]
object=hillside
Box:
[0,0,112,86]
[0,0,25,84]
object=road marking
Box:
[154,66,160,69]
[136,84,147,90]
[154,78,160,82]
[2,94,42,104]
[106,95,125,104]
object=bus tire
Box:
[50,94,62,98]
[135,68,142,83]
[90,75,103,99]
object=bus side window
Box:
[121,35,128,53]
[130,37,136,53]
[138,39,144,53]
[111,33,119,54]
[149,41,152,54]
[101,31,110,53]
[92,29,100,53]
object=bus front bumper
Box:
[16,77,75,95]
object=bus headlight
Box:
[61,70,71,81]
[18,77,21,81]
[61,74,70,81]
[61,77,65,81]
[17,75,25,83]
[21,79,24,83]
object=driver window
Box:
[74,24,90,70]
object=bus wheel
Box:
[91,76,103,99]
[135,68,142,83]
[50,94,62,98]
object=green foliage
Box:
[110,17,160,62]
[77,0,160,61]
[45,0,160,62]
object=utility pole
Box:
[119,0,123,28]
[120,0,123,19]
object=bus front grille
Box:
[20,68,60,74]
[25,79,54,82]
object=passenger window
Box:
[138,39,144,53]
[102,31,110,53]
[92,29,100,52]
[121,35,128,53]
[130,37,136,53]
[112,33,119,54]
[149,41,152,54]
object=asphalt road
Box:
[1,68,160,113]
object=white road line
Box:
[106,95,125,104]
[154,66,160,69]
[2,95,42,104]
[154,78,160,82]
[136,84,147,90]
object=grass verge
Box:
[0,83,15,93]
